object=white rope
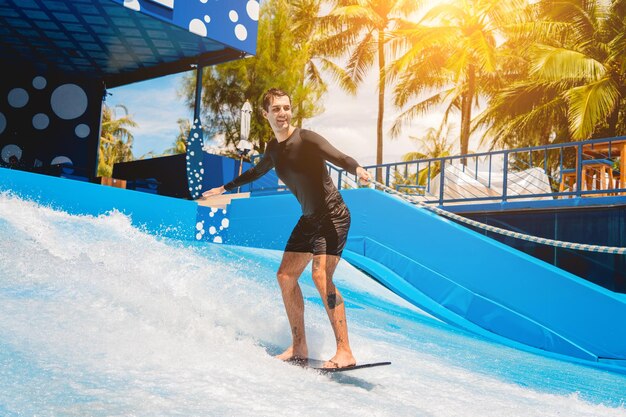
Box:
[365,179,626,255]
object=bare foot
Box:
[275,345,308,361]
[323,350,356,369]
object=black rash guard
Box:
[224,128,360,216]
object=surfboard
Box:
[289,358,391,373]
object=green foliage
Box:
[477,0,626,149]
[179,0,326,154]
[97,104,137,178]
[179,0,626,164]
[393,127,453,191]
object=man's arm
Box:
[201,153,274,198]
[304,130,371,185]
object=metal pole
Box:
[193,65,203,123]
[237,156,243,193]
[502,151,509,202]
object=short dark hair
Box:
[262,88,290,112]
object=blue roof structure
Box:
[0,0,259,87]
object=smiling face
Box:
[263,95,292,138]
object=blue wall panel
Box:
[464,208,626,292]
[0,168,197,240]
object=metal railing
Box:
[248,136,626,206]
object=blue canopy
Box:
[0,0,259,87]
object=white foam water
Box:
[0,192,625,417]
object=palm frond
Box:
[566,77,619,139]
[389,90,453,138]
[344,32,376,86]
[530,44,606,81]
[318,58,359,94]
[329,5,383,27]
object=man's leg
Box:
[311,254,356,368]
[275,251,313,361]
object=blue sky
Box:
[107,73,192,158]
[107,69,461,166]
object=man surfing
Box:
[202,88,371,369]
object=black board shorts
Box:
[285,201,351,257]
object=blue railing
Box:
[248,136,626,206]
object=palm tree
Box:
[290,0,327,127]
[164,118,190,155]
[389,0,527,163]
[396,126,454,189]
[402,126,454,161]
[98,104,137,177]
[320,0,422,180]
[477,0,626,147]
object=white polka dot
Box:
[213,236,223,244]
[51,156,72,166]
[221,218,230,228]
[235,24,247,41]
[200,169,204,174]
[247,1,259,21]
[8,88,28,108]
[209,226,217,235]
[204,15,211,23]
[1,144,22,164]
[196,222,204,231]
[229,10,238,22]
[0,112,6,135]
[32,113,49,130]
[75,124,90,138]
[51,84,88,120]
[189,19,207,37]
[209,212,214,217]
[200,0,208,3]
[32,76,47,89]
[123,0,140,11]
[196,232,202,240]
[222,209,227,215]
[194,132,199,138]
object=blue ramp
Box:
[223,188,626,366]
[337,189,626,364]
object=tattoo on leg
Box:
[326,292,343,309]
